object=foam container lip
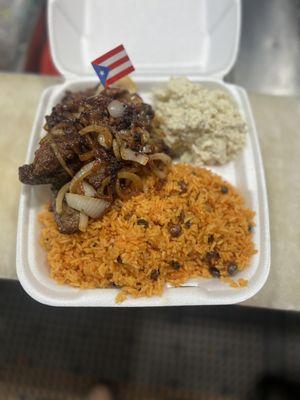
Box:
[16,0,270,306]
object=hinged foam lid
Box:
[48,0,241,79]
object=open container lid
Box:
[48,0,241,79]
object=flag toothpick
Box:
[91,44,135,88]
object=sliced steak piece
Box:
[51,190,80,234]
[54,204,80,234]
[19,130,85,187]
[19,164,70,188]
[19,86,159,189]
[19,84,168,233]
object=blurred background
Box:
[0,0,300,399]
[1,0,300,95]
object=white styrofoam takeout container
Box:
[16,0,270,306]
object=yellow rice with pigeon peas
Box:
[39,164,256,302]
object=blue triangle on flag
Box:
[92,64,110,86]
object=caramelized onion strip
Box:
[79,212,89,232]
[149,153,171,179]
[55,182,70,215]
[79,151,94,161]
[120,146,149,165]
[50,142,74,177]
[69,161,97,193]
[115,171,143,200]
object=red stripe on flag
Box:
[105,66,135,86]
[92,44,124,65]
[107,55,130,70]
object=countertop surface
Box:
[1,73,299,310]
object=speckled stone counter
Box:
[0,73,299,310]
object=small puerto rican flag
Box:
[91,44,135,88]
